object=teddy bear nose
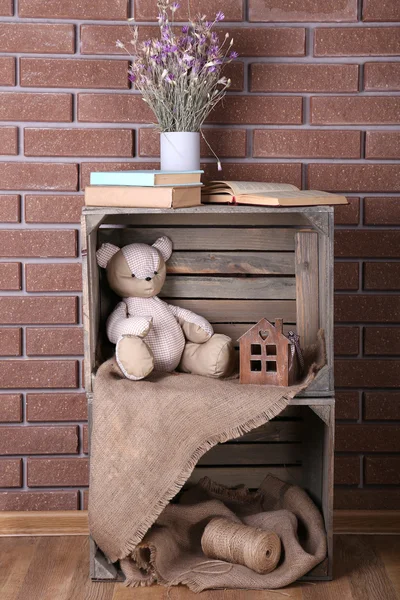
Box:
[145,277,152,281]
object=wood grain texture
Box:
[99,227,296,251]
[161,276,296,299]
[166,299,296,323]
[295,231,319,350]
[1,535,399,599]
[166,251,295,275]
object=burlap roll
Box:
[201,517,281,575]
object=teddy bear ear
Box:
[96,243,120,268]
[152,236,173,262]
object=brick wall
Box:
[0,0,399,511]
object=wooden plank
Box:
[167,299,296,323]
[0,511,88,537]
[167,251,295,275]
[372,535,400,597]
[198,443,302,466]
[189,466,302,488]
[161,276,296,299]
[334,511,400,535]
[0,537,37,600]
[85,204,333,216]
[99,227,295,251]
[295,230,319,350]
[232,420,302,443]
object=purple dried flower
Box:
[229,51,239,59]
[216,10,225,21]
[170,2,180,11]
[128,73,136,82]
[181,25,189,33]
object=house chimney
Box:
[275,318,283,334]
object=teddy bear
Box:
[96,236,234,381]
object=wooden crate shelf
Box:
[82,204,335,583]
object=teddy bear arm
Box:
[168,303,213,344]
[106,302,152,344]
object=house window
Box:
[250,360,262,372]
[251,344,262,355]
[266,361,277,372]
[266,344,277,356]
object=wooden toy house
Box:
[239,318,295,386]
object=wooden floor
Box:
[1,535,399,600]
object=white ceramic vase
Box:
[160,131,200,172]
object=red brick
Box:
[0,491,78,510]
[0,425,78,454]
[0,127,17,155]
[208,96,303,125]
[134,0,243,21]
[83,489,89,509]
[0,297,77,324]
[27,457,88,487]
[335,359,400,388]
[364,392,400,421]
[0,263,21,290]
[27,393,87,422]
[21,58,129,90]
[220,62,244,92]
[25,196,84,224]
[0,23,74,54]
[308,164,400,193]
[78,93,153,123]
[364,262,400,290]
[334,263,359,290]
[26,263,82,293]
[139,128,247,159]
[335,295,400,323]
[311,96,400,125]
[253,130,360,159]
[0,360,78,389]
[364,327,400,355]
[0,328,21,356]
[24,128,134,158]
[364,197,400,225]
[365,457,400,485]
[335,455,360,485]
[0,93,72,122]
[366,132,400,160]
[363,0,400,21]
[336,230,400,258]
[0,162,78,192]
[314,27,400,56]
[0,195,20,223]
[82,425,88,454]
[364,63,400,92]
[251,63,358,93]
[334,198,360,225]
[0,0,13,15]
[0,394,22,422]
[334,326,359,356]
[334,488,400,510]
[26,327,83,356]
[335,391,359,420]
[249,0,357,21]
[0,230,76,258]
[0,458,22,487]
[336,424,400,452]
[19,0,127,20]
[0,57,15,86]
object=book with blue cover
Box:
[90,170,203,187]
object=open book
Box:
[201,181,347,207]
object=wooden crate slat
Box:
[99,227,295,251]
[189,466,302,488]
[232,420,302,443]
[167,299,296,323]
[295,231,319,350]
[167,251,295,275]
[161,276,296,300]
[198,442,302,466]
[99,212,311,226]
[214,323,297,341]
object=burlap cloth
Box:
[89,332,326,588]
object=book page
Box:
[209,181,299,195]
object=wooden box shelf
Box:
[82,204,335,583]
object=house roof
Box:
[237,318,291,345]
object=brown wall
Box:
[0,0,399,511]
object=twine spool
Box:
[201,517,281,575]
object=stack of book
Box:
[85,170,203,209]
[201,181,348,207]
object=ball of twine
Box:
[201,517,281,575]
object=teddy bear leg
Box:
[179,334,234,378]
[115,335,154,381]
